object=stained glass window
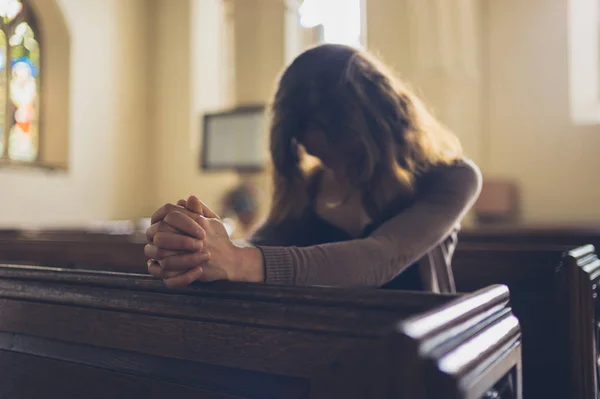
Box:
[0,0,40,163]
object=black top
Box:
[249,159,481,288]
[297,170,423,290]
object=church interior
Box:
[0,0,599,397]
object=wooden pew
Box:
[453,243,600,398]
[0,229,146,273]
[0,265,521,398]
[460,224,600,248]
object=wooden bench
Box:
[460,224,600,248]
[0,265,521,398]
[453,243,600,398]
[0,230,146,273]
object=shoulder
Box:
[419,158,482,201]
[423,158,481,188]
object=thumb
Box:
[187,195,220,219]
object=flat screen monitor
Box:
[201,105,268,171]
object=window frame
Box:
[568,0,600,124]
[0,0,42,164]
[299,0,365,49]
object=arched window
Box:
[0,0,40,162]
[299,0,363,48]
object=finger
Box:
[151,203,200,224]
[153,232,203,251]
[148,260,188,278]
[163,270,185,279]
[146,221,179,243]
[194,266,229,282]
[148,260,165,279]
[159,251,211,271]
[177,199,187,207]
[164,267,205,288]
[144,244,184,260]
[163,212,205,239]
[187,195,220,219]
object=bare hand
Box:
[146,196,264,287]
[145,196,210,283]
[146,196,230,287]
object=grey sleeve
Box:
[257,160,482,287]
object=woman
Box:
[144,44,481,291]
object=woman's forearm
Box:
[234,246,265,282]
[254,161,482,287]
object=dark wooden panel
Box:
[0,235,146,273]
[460,224,600,248]
[557,246,600,398]
[0,264,452,311]
[0,228,146,242]
[394,285,522,399]
[0,297,381,376]
[0,333,305,399]
[0,349,247,399]
[453,243,598,399]
[0,266,522,399]
[454,243,568,290]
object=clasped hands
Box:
[144,195,264,288]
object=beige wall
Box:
[484,0,600,222]
[366,0,484,166]
[367,0,600,224]
[153,0,295,225]
[0,0,152,227]
[111,0,154,219]
[0,0,260,229]
[33,0,70,167]
[1,0,598,228]
[151,0,238,215]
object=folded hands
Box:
[144,195,264,288]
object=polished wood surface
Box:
[454,243,599,398]
[557,245,600,399]
[460,224,600,247]
[0,265,521,398]
[0,229,146,273]
[396,284,522,399]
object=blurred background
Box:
[1,0,599,237]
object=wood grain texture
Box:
[557,245,600,399]
[0,266,521,398]
[454,242,598,398]
[0,237,146,272]
[395,285,522,399]
[0,349,247,399]
[460,224,600,248]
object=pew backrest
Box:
[453,243,599,398]
[0,236,146,273]
[0,265,521,398]
[460,225,600,248]
[557,245,600,398]
[396,285,522,399]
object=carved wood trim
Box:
[393,285,522,399]
[558,245,600,399]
